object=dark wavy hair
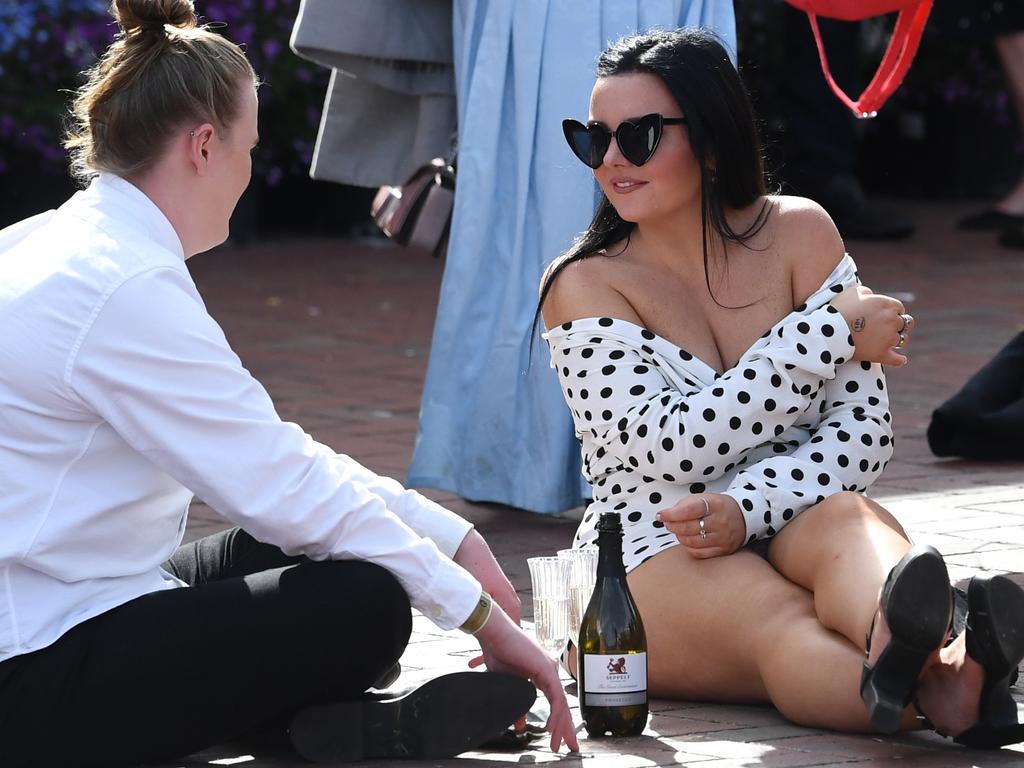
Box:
[537,27,771,318]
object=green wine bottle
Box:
[578,511,648,737]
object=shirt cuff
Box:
[407,556,483,631]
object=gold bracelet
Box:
[458,590,493,634]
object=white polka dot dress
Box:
[543,254,894,573]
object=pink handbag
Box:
[371,158,455,257]
[785,0,934,118]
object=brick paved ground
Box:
[170,199,1022,767]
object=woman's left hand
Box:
[453,528,522,624]
[656,493,746,559]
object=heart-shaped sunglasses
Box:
[562,112,688,169]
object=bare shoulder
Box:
[770,195,847,305]
[540,251,642,330]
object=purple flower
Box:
[2,0,328,187]
[263,38,282,61]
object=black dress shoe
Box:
[370,661,402,690]
[953,574,1024,749]
[288,671,537,762]
[860,545,952,734]
[998,225,1024,250]
[958,208,1024,232]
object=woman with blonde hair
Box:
[0,2,577,765]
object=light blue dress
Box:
[407,1,737,514]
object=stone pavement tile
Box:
[944,549,1024,575]
[656,723,826,742]
[872,739,1024,767]
[643,717,755,738]
[464,746,713,768]
[909,532,1020,557]
[904,512,1024,537]
[650,734,863,766]
[880,486,1024,507]
[885,487,1021,508]
[884,757,1024,768]
[459,728,875,768]
[469,721,905,768]
[878,494,1019,520]
[654,704,792,729]
[662,763,867,768]
[963,497,1024,511]
[754,734,943,761]
[648,699,705,713]
[954,526,1024,547]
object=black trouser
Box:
[0,528,412,768]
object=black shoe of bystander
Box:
[958,209,1024,232]
[998,224,1024,250]
[288,671,537,762]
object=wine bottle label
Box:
[582,652,647,706]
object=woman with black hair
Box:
[540,27,1024,747]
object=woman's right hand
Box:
[831,285,914,367]
[470,606,580,753]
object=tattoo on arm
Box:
[853,317,866,332]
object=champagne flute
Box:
[526,556,571,659]
[558,546,600,645]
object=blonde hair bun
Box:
[113,0,197,35]
[66,0,253,181]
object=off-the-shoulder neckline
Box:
[543,253,853,377]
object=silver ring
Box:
[698,517,707,540]
[899,313,912,332]
[896,331,907,349]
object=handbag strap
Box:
[805,1,933,118]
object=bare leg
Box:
[625,543,893,731]
[767,491,911,651]
[605,493,980,733]
[994,32,1024,213]
[768,491,984,736]
[915,633,985,737]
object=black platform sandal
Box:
[860,545,953,734]
[952,574,1024,749]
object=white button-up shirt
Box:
[0,175,481,662]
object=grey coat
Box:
[290,0,456,187]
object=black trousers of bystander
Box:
[0,527,412,768]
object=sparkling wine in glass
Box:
[559,545,600,644]
[527,556,571,659]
